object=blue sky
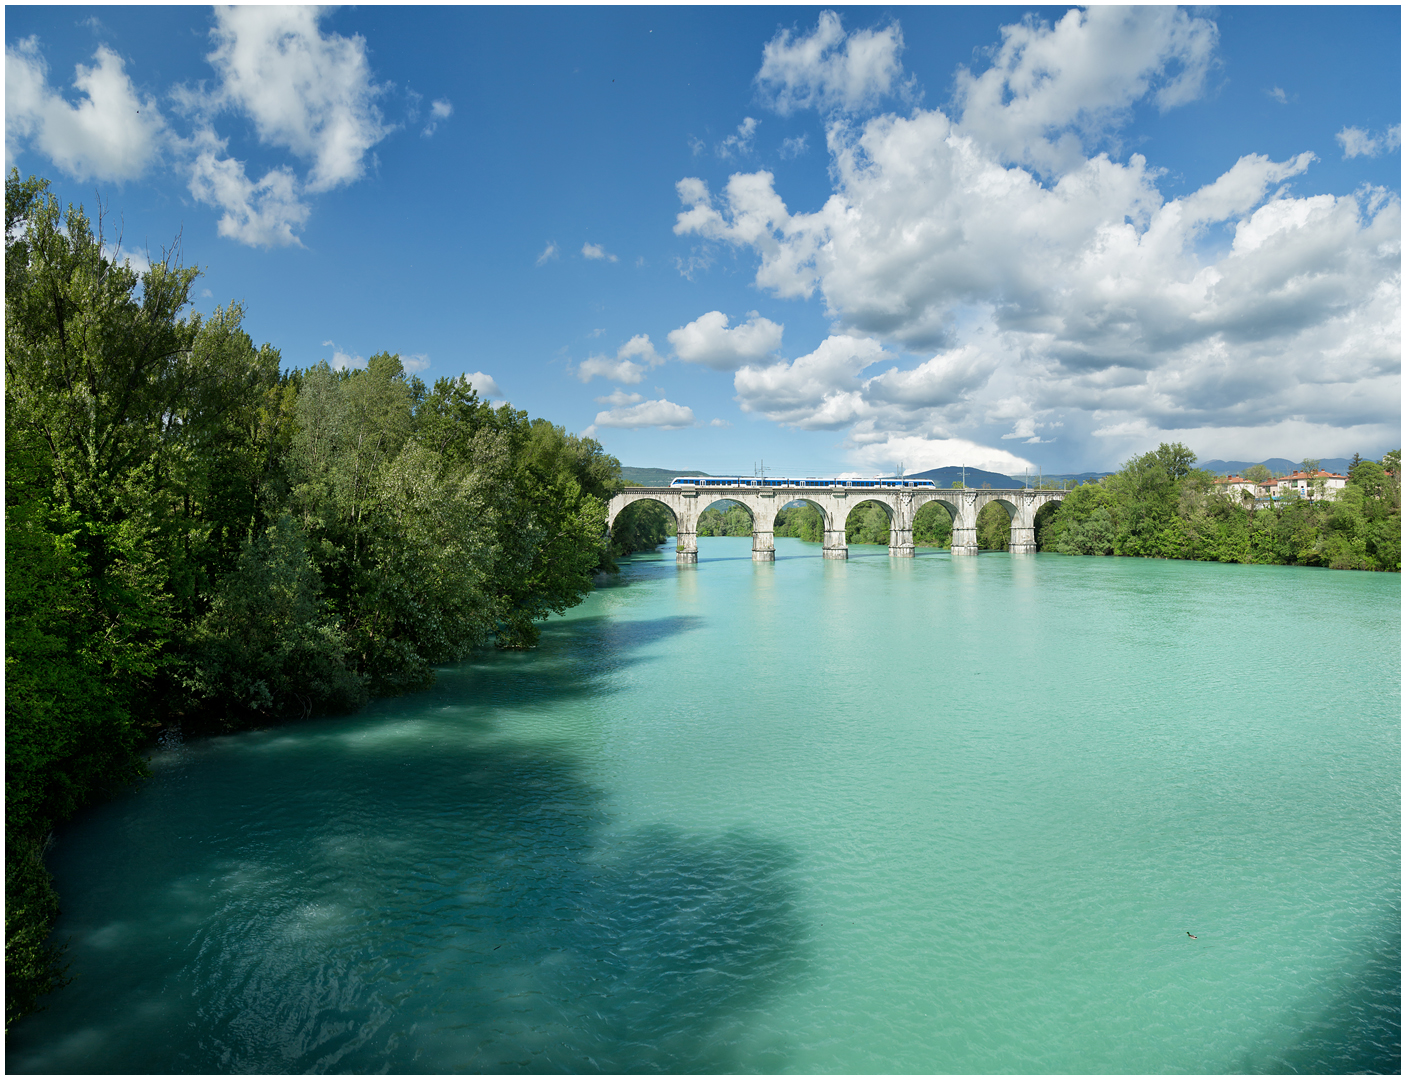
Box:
[6,5,1400,475]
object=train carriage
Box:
[669,476,937,489]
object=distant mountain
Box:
[1199,457,1353,476]
[1043,472,1113,485]
[620,467,710,485]
[905,465,1024,488]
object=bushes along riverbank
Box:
[5,172,661,1026]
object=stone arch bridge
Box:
[606,482,1066,563]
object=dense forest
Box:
[1037,443,1401,570]
[4,173,665,1027]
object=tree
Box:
[489,418,613,648]
[913,501,953,547]
[1155,442,1198,481]
[774,502,823,542]
[192,515,365,724]
[1244,463,1271,484]
[976,502,1011,550]
[845,501,890,545]
[5,169,285,1024]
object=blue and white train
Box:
[670,476,938,489]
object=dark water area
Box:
[8,542,1400,1073]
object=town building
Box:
[1261,470,1348,501]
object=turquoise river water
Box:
[8,539,1400,1073]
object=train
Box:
[669,476,938,489]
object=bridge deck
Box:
[619,485,1064,493]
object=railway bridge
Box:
[606,482,1066,563]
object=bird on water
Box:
[1186,931,1197,939]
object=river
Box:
[8,539,1400,1073]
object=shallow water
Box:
[9,540,1400,1073]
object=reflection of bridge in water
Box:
[606,482,1067,563]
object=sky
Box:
[5,5,1401,476]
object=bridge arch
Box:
[608,496,679,559]
[976,498,1021,551]
[842,498,895,550]
[773,498,830,545]
[911,497,957,550]
[695,496,757,539]
[1032,497,1065,551]
[606,490,674,531]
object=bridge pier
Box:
[1010,525,1037,554]
[889,491,915,556]
[752,527,775,561]
[676,529,698,564]
[951,525,979,556]
[822,526,848,560]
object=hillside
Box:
[1199,457,1353,476]
[905,465,1023,488]
[619,467,711,486]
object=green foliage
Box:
[976,503,1012,550]
[1244,463,1271,484]
[697,501,753,536]
[845,500,891,545]
[913,501,953,547]
[773,502,823,542]
[5,497,150,839]
[1039,442,1400,571]
[191,515,366,725]
[5,837,70,1032]
[611,500,675,557]
[5,173,628,1025]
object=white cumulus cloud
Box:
[170,7,393,246]
[459,370,501,396]
[6,38,168,181]
[670,8,1399,469]
[733,334,890,429]
[1336,124,1401,159]
[322,340,366,371]
[756,10,908,116]
[593,398,697,430]
[422,98,452,137]
[953,6,1219,176]
[846,433,1037,476]
[717,117,758,158]
[204,6,391,193]
[667,310,784,371]
[11,9,401,248]
[582,241,618,262]
[188,127,309,248]
[596,389,642,407]
[577,335,664,384]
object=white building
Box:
[1263,470,1348,501]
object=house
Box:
[1262,470,1348,501]
[1211,475,1259,496]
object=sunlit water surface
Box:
[9,540,1400,1073]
